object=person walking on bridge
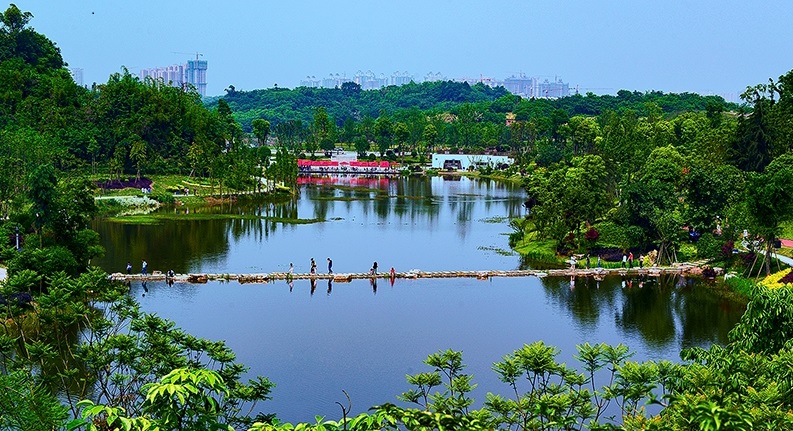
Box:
[327,257,333,274]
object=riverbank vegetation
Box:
[4,4,793,430]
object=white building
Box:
[70,68,83,86]
[431,154,514,170]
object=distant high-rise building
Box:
[185,59,207,96]
[70,68,84,86]
[391,71,413,86]
[423,72,445,82]
[503,74,537,98]
[140,57,207,96]
[299,76,321,87]
[321,73,351,89]
[537,78,569,98]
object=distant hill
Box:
[207,81,739,132]
[207,81,509,131]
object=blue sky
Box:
[11,1,793,99]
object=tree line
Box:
[518,72,793,276]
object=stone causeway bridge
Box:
[110,264,713,285]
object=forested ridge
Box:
[212,80,737,133]
[5,4,793,430]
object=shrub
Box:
[696,233,723,259]
[722,240,735,260]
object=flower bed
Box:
[759,268,793,289]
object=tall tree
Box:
[251,118,270,147]
[741,153,793,275]
[729,83,777,172]
[375,115,393,157]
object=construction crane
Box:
[574,85,613,95]
[171,51,204,62]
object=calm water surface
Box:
[92,176,745,422]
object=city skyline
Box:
[11,1,793,100]
[299,71,573,99]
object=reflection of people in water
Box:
[370,277,377,294]
[327,279,333,296]
[288,279,293,292]
[310,278,317,296]
[569,276,575,290]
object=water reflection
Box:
[94,176,747,422]
[131,273,745,423]
[93,176,525,275]
[538,273,744,350]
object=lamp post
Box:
[15,225,19,251]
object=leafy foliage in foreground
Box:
[62,286,793,431]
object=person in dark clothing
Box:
[126,261,132,274]
[141,259,148,275]
[327,257,333,274]
[371,261,378,275]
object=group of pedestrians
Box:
[621,252,644,269]
[127,260,147,275]
[307,258,333,275]
[127,257,385,279]
[568,251,648,270]
[288,258,380,276]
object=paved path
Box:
[0,267,6,281]
[769,251,793,267]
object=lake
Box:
[92,175,745,423]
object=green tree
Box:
[374,115,393,157]
[623,146,687,263]
[0,371,68,431]
[251,118,271,147]
[394,122,410,159]
[129,136,147,181]
[740,153,793,275]
[730,84,776,172]
[27,163,57,236]
[422,123,438,153]
[353,135,369,156]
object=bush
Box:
[150,192,174,204]
[677,243,697,262]
[593,221,630,249]
[696,233,723,259]
[7,246,81,279]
